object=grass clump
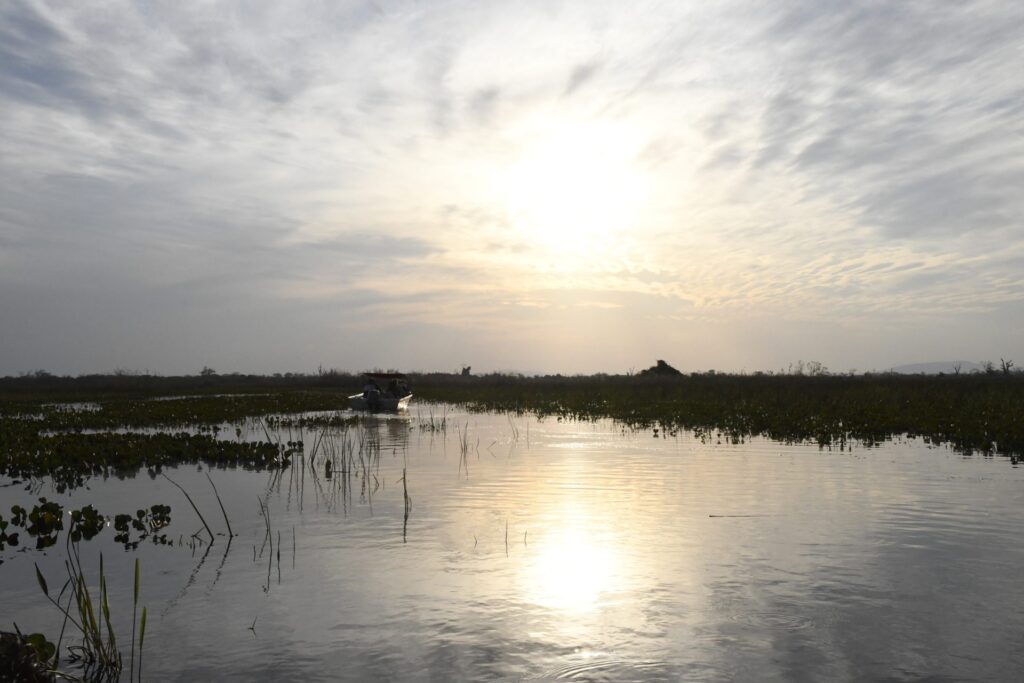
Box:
[33,553,148,682]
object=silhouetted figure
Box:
[363,378,381,409]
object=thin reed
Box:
[34,551,147,681]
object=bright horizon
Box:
[2,1,1022,376]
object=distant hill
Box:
[889,361,982,375]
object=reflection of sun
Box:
[499,121,648,253]
[523,523,622,614]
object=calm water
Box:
[3,405,1024,681]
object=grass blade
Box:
[131,557,140,680]
[35,563,49,597]
[206,471,234,537]
[138,606,147,682]
[163,472,215,543]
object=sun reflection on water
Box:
[521,504,624,614]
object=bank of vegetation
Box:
[1,366,1022,460]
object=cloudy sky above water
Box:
[1,1,1022,375]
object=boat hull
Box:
[348,393,413,412]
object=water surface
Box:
[3,406,1023,681]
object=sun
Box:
[498,121,649,252]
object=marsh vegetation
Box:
[1,370,1022,680]
[3,367,1022,460]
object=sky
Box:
[1,0,1022,376]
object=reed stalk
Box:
[130,557,139,679]
[163,472,214,543]
[205,471,233,537]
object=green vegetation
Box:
[1,422,286,492]
[2,369,1022,474]
[0,501,173,552]
[2,367,1021,680]
[4,515,152,680]
[0,629,56,682]
[411,372,1024,459]
[34,553,148,681]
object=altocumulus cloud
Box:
[1,0,1022,374]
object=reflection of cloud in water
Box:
[696,490,1024,680]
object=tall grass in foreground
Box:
[34,551,147,681]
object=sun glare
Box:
[522,518,623,614]
[499,121,649,252]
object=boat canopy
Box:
[363,372,407,380]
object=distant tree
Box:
[787,360,828,376]
[200,366,217,377]
[1001,358,1015,375]
[805,361,829,376]
[982,360,996,375]
[953,363,962,375]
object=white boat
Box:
[349,372,413,411]
[348,392,413,411]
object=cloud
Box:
[1,0,1021,374]
[744,1,1024,240]
[564,60,602,96]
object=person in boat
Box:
[386,378,400,398]
[398,379,410,397]
[362,378,382,410]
